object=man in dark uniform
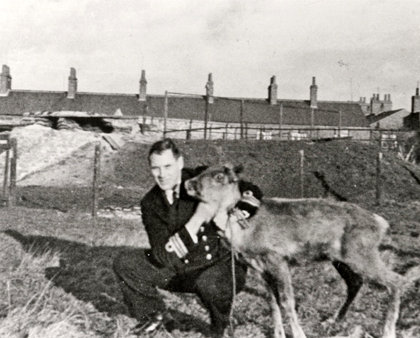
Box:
[113,138,262,337]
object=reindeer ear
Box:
[223,163,240,183]
[233,164,243,175]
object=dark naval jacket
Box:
[141,168,230,275]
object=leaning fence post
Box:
[92,142,102,218]
[376,151,383,205]
[299,149,304,198]
[9,138,17,207]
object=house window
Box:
[289,131,308,140]
[380,133,397,150]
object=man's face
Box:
[149,149,184,191]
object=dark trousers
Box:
[113,249,247,334]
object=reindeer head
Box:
[185,163,243,212]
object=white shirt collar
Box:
[164,180,181,205]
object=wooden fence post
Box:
[338,110,342,138]
[299,149,304,198]
[240,100,244,139]
[3,149,10,202]
[163,91,168,138]
[9,138,17,207]
[376,151,383,205]
[92,142,102,218]
[310,109,314,139]
[204,101,209,140]
[279,103,283,140]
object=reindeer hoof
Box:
[321,317,337,328]
[348,325,364,338]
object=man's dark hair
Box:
[148,138,181,161]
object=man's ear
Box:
[178,155,184,170]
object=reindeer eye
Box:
[214,173,225,182]
[243,190,253,197]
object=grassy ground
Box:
[1,139,420,337]
[0,201,419,338]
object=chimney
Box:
[206,73,214,104]
[383,93,392,111]
[412,84,420,113]
[268,76,278,105]
[310,77,318,109]
[358,96,370,115]
[139,70,147,101]
[67,68,77,99]
[0,65,12,96]
[370,93,381,115]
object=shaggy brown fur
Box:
[185,164,420,338]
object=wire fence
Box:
[163,125,410,151]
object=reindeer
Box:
[184,164,420,338]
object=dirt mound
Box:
[12,138,420,211]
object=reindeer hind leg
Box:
[343,250,405,338]
[331,260,363,322]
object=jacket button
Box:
[200,227,205,232]
[184,259,189,264]
[202,235,207,241]
[206,254,212,260]
[205,245,210,251]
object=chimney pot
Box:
[206,73,214,104]
[0,64,12,96]
[310,76,318,109]
[139,70,147,101]
[413,84,420,113]
[268,75,278,105]
[67,67,77,99]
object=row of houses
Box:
[0,64,419,138]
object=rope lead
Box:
[228,216,236,338]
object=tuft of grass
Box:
[0,234,111,338]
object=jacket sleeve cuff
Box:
[164,228,196,258]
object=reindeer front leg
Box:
[274,259,307,338]
[262,271,287,338]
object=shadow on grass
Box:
[3,229,211,336]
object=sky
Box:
[0,0,419,110]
